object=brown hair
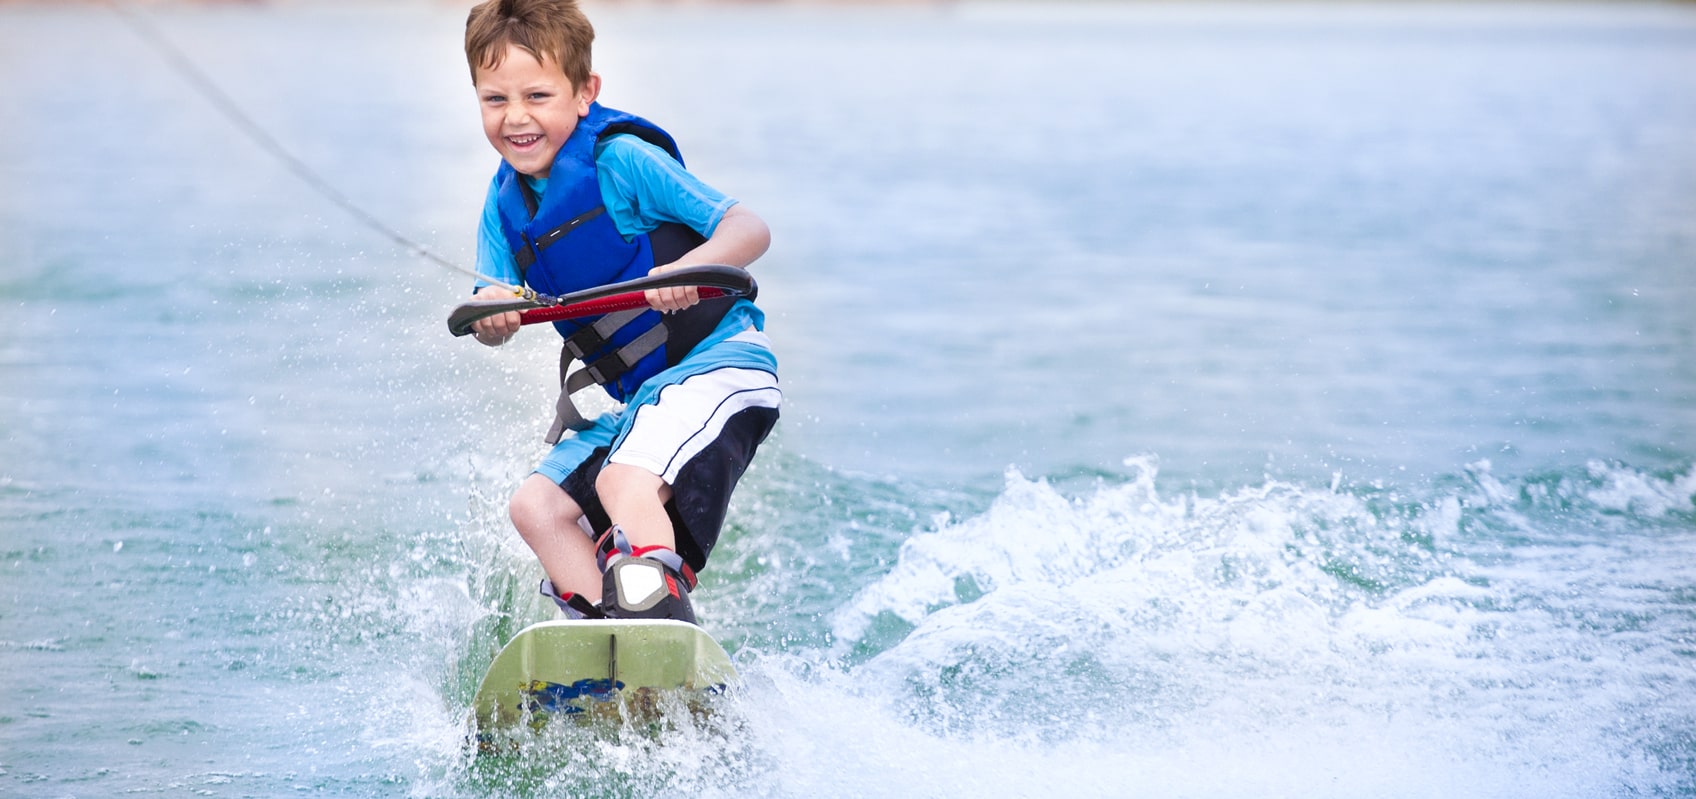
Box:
[465,0,594,88]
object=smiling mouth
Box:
[507,134,543,148]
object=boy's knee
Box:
[508,478,542,525]
[594,462,663,504]
[509,474,577,531]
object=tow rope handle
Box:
[446,264,756,338]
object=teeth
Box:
[509,135,541,146]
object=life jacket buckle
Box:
[582,350,633,388]
[562,327,609,361]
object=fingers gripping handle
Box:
[446,297,546,337]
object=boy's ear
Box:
[577,73,601,117]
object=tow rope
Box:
[103,0,547,302]
[106,0,759,339]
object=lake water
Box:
[2,2,1694,797]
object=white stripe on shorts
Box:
[606,365,781,484]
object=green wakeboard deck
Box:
[470,619,737,736]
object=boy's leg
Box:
[560,362,779,621]
[594,462,697,622]
[595,462,675,552]
[510,473,602,598]
[598,363,781,570]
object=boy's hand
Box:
[642,205,766,314]
[645,264,702,314]
[470,285,523,346]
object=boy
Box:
[462,0,779,624]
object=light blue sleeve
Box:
[594,134,738,241]
[475,173,520,289]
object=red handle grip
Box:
[517,287,736,327]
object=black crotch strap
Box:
[545,309,669,444]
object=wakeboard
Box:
[470,618,736,739]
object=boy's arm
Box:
[470,175,524,346]
[596,135,770,313]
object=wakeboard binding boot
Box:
[539,578,605,620]
[596,526,698,624]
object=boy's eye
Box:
[527,92,552,101]
[483,95,506,105]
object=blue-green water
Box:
[3,2,1695,796]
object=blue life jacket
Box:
[492,104,737,441]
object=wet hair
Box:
[464,0,594,88]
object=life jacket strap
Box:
[562,308,644,361]
[512,205,608,279]
[581,323,668,386]
[544,313,670,444]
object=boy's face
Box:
[474,44,599,179]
